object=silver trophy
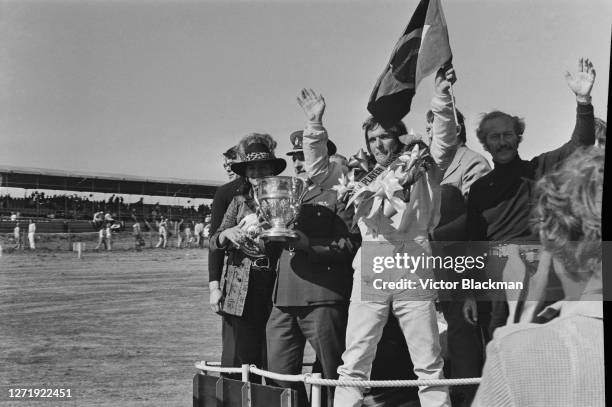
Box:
[253,176,308,241]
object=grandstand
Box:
[0,165,223,236]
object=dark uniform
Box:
[266,185,359,407]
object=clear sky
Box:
[1,0,610,184]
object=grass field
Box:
[1,247,222,406]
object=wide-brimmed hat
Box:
[231,142,286,177]
[286,130,337,157]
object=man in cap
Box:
[263,125,358,407]
[286,130,338,178]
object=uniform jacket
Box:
[273,185,359,306]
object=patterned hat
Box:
[286,130,337,157]
[230,142,286,177]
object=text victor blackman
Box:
[372,278,523,291]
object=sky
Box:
[1,0,610,186]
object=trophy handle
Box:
[252,183,261,207]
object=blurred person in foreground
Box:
[209,134,286,381]
[473,147,604,407]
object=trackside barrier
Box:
[195,361,482,407]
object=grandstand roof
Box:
[0,165,223,199]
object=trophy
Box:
[253,176,308,241]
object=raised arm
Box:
[298,88,344,189]
[534,58,596,176]
[566,57,596,146]
[429,65,459,173]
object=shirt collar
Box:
[559,296,603,319]
[560,276,603,319]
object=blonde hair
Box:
[532,148,603,272]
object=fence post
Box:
[241,364,250,382]
[67,222,72,251]
[310,373,322,407]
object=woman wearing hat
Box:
[209,133,286,378]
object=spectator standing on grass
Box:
[28,219,36,250]
[176,218,184,248]
[184,221,193,248]
[156,216,168,248]
[132,221,145,250]
[93,211,106,250]
[473,147,604,407]
[194,220,205,247]
[13,222,21,249]
[103,213,114,251]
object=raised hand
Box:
[297,88,326,123]
[565,57,596,102]
[434,64,457,94]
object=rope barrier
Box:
[249,366,306,383]
[195,361,243,374]
[302,376,481,387]
[195,361,481,387]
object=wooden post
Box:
[310,373,322,407]
[241,364,250,382]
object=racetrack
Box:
[1,248,221,406]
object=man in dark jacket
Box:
[265,145,359,407]
[463,57,597,334]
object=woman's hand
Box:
[209,281,223,314]
[219,225,245,247]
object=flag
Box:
[367,0,452,128]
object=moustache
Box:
[495,146,514,153]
